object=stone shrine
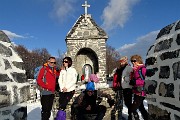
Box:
[65,1,108,82]
[145,20,180,120]
[0,31,30,120]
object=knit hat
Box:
[86,82,95,91]
[119,56,128,63]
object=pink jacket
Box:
[132,65,146,96]
[88,74,99,83]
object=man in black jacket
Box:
[71,82,114,120]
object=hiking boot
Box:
[128,115,132,120]
[133,112,139,120]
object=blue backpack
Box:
[55,110,66,120]
[34,66,47,84]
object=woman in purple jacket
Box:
[129,55,148,120]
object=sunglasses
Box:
[63,61,68,63]
[87,91,93,93]
[50,62,56,64]
[131,60,137,63]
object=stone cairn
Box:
[0,31,30,120]
[145,20,180,120]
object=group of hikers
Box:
[36,54,148,120]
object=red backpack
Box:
[113,72,121,89]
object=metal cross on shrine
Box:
[82,0,90,20]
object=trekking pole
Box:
[113,88,123,120]
[117,89,123,120]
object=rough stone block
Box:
[146,68,158,77]
[0,43,12,57]
[154,38,173,52]
[12,107,27,120]
[11,72,27,83]
[0,85,7,91]
[146,97,156,102]
[0,74,12,82]
[3,59,11,70]
[160,102,180,112]
[172,61,180,80]
[175,21,180,31]
[0,91,10,108]
[159,66,170,79]
[145,57,157,66]
[166,83,174,98]
[159,82,174,98]
[156,23,175,39]
[176,34,180,45]
[12,61,24,70]
[148,104,170,120]
[145,80,157,94]
[160,49,180,60]
[0,31,11,43]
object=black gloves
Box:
[107,99,115,107]
[129,79,136,86]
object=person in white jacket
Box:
[58,56,77,111]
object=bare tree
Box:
[15,45,51,79]
[15,45,32,78]
[56,49,65,68]
[32,48,51,65]
[106,45,121,76]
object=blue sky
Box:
[0,0,180,59]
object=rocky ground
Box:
[52,88,128,120]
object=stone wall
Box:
[28,79,40,103]
[0,31,30,120]
[146,20,180,120]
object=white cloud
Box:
[101,0,140,31]
[2,30,26,40]
[120,43,136,50]
[51,0,78,23]
[118,30,159,59]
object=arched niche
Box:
[74,48,99,81]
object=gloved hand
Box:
[107,99,115,107]
[129,79,136,86]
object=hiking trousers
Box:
[59,91,74,110]
[130,94,148,120]
[40,94,54,120]
[123,88,133,117]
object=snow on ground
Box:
[27,101,54,120]
[27,101,41,120]
[27,100,148,120]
